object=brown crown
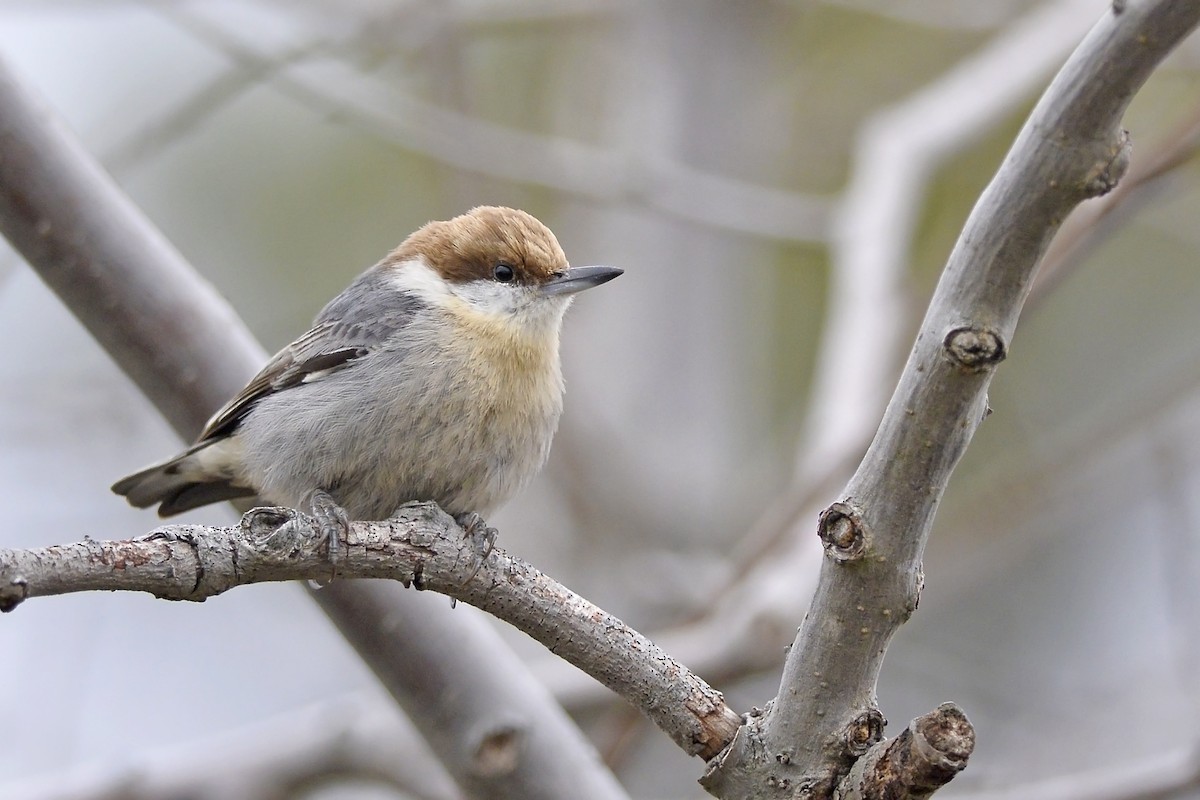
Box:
[388,206,568,285]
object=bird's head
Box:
[382,206,622,336]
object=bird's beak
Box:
[540,265,623,297]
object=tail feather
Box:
[112,439,255,517]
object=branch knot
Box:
[843,708,885,757]
[818,502,869,562]
[1081,129,1132,198]
[943,326,1006,371]
[242,507,313,557]
[0,572,28,612]
[912,703,974,774]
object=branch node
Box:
[1082,129,1132,198]
[943,326,1007,371]
[470,723,526,778]
[0,573,28,612]
[818,502,869,562]
[843,708,885,757]
[144,526,206,595]
[242,506,310,556]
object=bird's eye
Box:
[493,262,516,283]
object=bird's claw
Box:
[307,489,349,585]
[455,511,497,586]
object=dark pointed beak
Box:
[540,265,623,297]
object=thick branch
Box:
[0,502,741,760]
[0,60,262,438]
[703,0,1200,796]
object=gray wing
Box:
[197,270,422,442]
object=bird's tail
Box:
[111,438,255,517]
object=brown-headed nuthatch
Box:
[112,206,621,556]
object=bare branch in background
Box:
[0,59,263,438]
[0,54,628,800]
[802,0,1098,484]
[965,745,1200,800]
[1030,100,1200,305]
[0,694,459,800]
[156,5,830,243]
[102,39,329,175]
[704,0,1200,795]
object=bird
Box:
[112,206,622,557]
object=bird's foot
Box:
[306,488,349,585]
[455,511,497,587]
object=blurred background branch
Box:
[5,694,460,800]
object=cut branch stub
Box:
[818,502,869,562]
[835,703,974,799]
[942,327,1006,371]
[913,703,974,778]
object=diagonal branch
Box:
[702,0,1200,796]
[0,62,263,439]
[524,2,1111,714]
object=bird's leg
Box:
[306,488,349,582]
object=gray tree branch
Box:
[529,0,1109,717]
[702,0,1200,796]
[0,54,627,800]
[0,502,741,760]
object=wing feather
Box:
[197,271,422,442]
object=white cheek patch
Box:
[387,257,456,308]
